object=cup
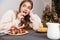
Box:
[46,23,60,39]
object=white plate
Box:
[6,31,29,35]
[0,33,6,36]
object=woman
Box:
[0,0,43,33]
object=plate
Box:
[0,31,9,36]
[6,31,29,35]
[0,33,6,36]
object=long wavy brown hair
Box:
[16,0,33,29]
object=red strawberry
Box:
[19,29,26,33]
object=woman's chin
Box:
[23,15,27,17]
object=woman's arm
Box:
[0,10,15,32]
[30,13,43,30]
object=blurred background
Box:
[0,0,52,19]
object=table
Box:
[0,30,59,40]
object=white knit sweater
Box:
[0,10,43,32]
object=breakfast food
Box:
[37,27,47,32]
[19,29,26,33]
[9,25,28,35]
[10,25,18,34]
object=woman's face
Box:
[20,2,32,16]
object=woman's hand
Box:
[17,13,24,21]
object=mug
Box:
[46,23,60,39]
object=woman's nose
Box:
[24,9,27,11]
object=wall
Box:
[0,0,22,19]
[42,0,52,8]
[0,0,51,19]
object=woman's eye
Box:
[23,5,26,7]
[23,4,31,10]
[28,7,31,10]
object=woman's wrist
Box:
[17,13,24,21]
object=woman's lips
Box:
[23,11,27,14]
[22,11,28,16]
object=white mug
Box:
[46,23,60,39]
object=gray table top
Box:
[0,30,59,40]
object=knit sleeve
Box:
[30,13,43,30]
[0,10,15,32]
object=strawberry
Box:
[19,29,26,33]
